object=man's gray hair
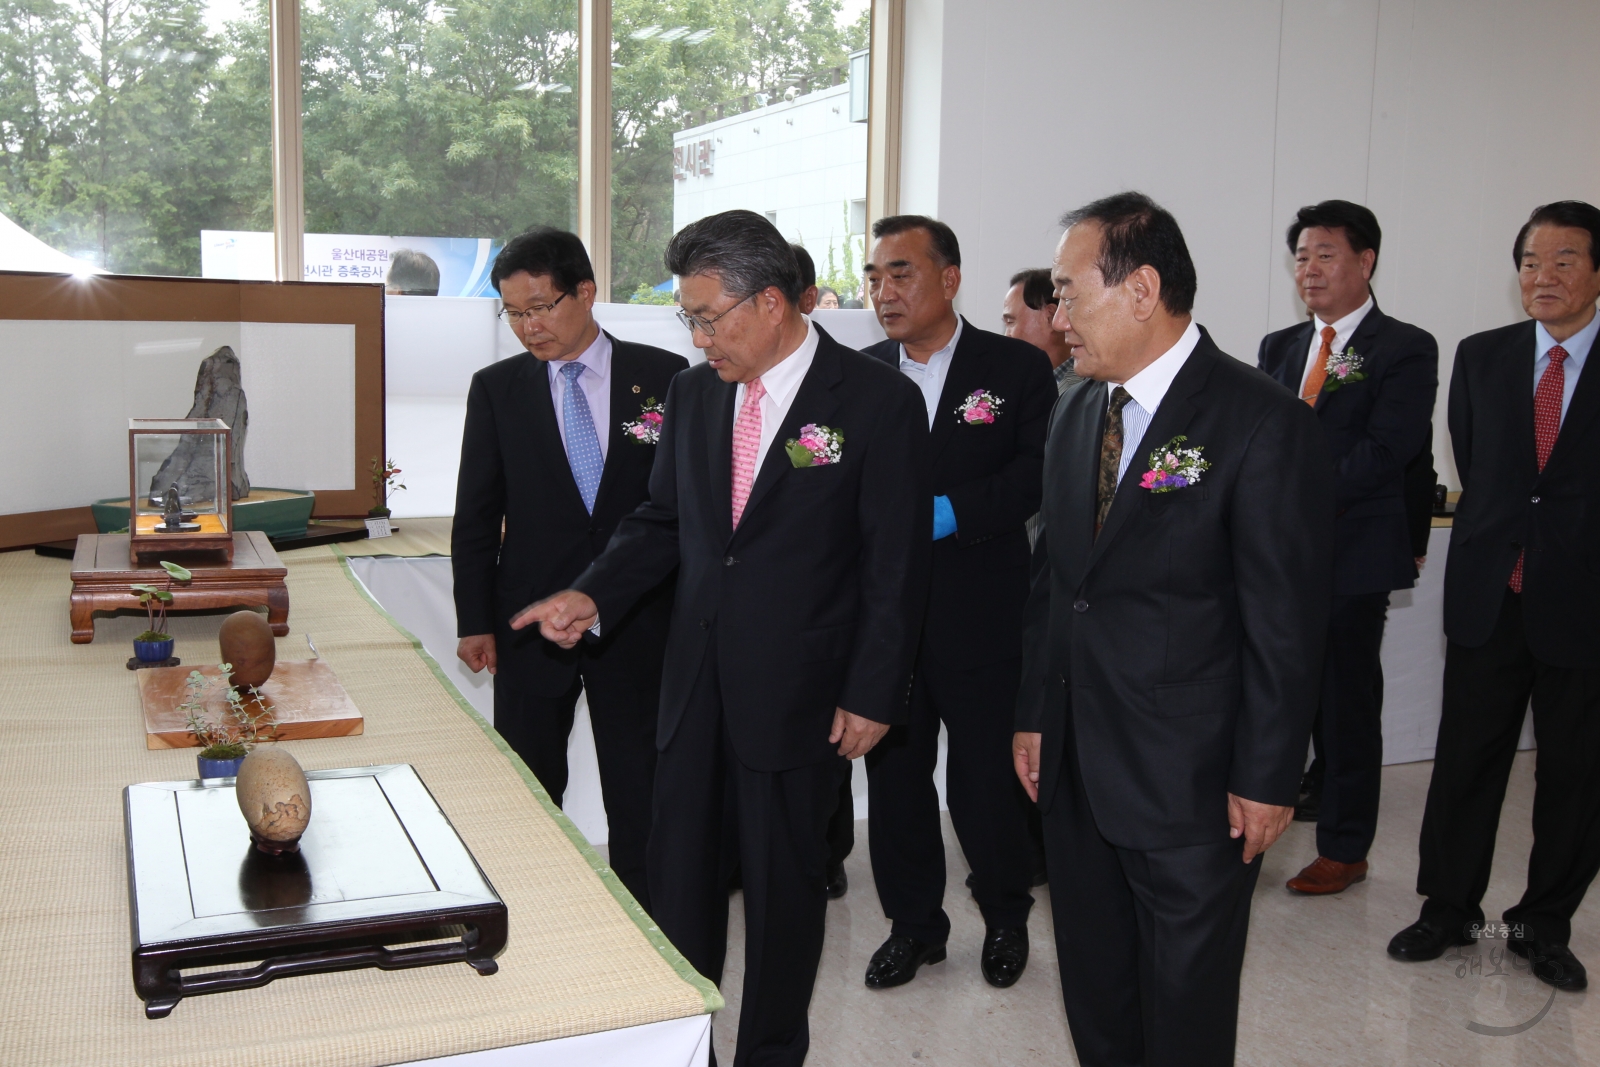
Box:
[665,209,804,305]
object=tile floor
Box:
[702,752,1598,1065]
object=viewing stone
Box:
[150,346,250,504]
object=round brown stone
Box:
[219,610,275,687]
[236,746,312,853]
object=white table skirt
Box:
[402,1013,710,1067]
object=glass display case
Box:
[128,418,234,563]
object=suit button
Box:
[1530,496,1540,504]
[699,618,709,630]
[1073,599,1089,613]
[724,556,737,566]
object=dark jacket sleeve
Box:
[572,372,687,628]
[839,375,933,724]
[451,370,506,637]
[1014,522,1053,734]
[945,349,1056,543]
[1403,441,1437,557]
[1226,397,1335,806]
[1447,342,1473,491]
[1332,329,1438,511]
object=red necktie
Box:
[1509,345,1567,593]
[731,377,765,529]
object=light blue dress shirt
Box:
[897,316,964,429]
[548,329,613,461]
[1111,322,1202,483]
[1534,312,1597,426]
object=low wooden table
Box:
[70,531,288,644]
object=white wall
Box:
[902,0,1600,487]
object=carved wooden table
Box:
[69,531,288,644]
[123,764,507,1018]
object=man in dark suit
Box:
[1003,267,1083,393]
[1388,201,1600,992]
[1014,192,1333,1067]
[452,227,687,912]
[857,215,1055,990]
[1257,200,1438,895]
[516,210,929,1066]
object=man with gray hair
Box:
[516,209,930,1065]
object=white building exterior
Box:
[672,71,868,284]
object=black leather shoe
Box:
[864,934,946,989]
[1387,918,1473,962]
[981,926,1028,987]
[826,861,848,900]
[1509,938,1588,991]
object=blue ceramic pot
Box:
[133,637,174,663]
[197,754,246,779]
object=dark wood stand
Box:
[124,765,507,1019]
[69,531,288,644]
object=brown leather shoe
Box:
[1286,856,1368,894]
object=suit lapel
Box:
[704,371,736,545]
[1543,324,1600,474]
[736,338,844,535]
[592,334,634,514]
[1056,381,1108,592]
[521,355,588,514]
[1503,322,1539,472]
[1083,340,1216,576]
[929,318,983,462]
[1314,303,1385,413]
[1281,320,1314,396]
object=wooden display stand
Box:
[70,531,288,644]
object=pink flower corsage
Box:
[1320,347,1367,393]
[622,399,665,444]
[1139,435,1210,493]
[785,423,844,467]
[955,388,1003,424]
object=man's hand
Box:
[1013,732,1042,802]
[457,634,497,674]
[830,708,889,759]
[1227,793,1293,863]
[510,590,598,649]
[1415,555,1427,571]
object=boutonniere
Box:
[1140,435,1210,492]
[955,389,1003,424]
[621,399,665,444]
[1320,346,1367,393]
[786,423,843,467]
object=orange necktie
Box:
[1301,325,1336,405]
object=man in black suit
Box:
[1014,192,1333,1067]
[1388,201,1600,992]
[1257,201,1438,895]
[452,228,687,912]
[517,210,929,1065]
[858,215,1055,990]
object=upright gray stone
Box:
[150,346,250,504]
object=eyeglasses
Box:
[498,291,569,325]
[675,293,755,337]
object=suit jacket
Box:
[1444,320,1600,667]
[864,319,1057,668]
[1257,303,1438,595]
[1017,329,1334,851]
[451,333,688,694]
[573,328,932,772]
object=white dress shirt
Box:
[897,316,963,428]
[1112,320,1202,483]
[546,328,613,461]
[735,317,820,479]
[1534,312,1598,427]
[1298,295,1374,397]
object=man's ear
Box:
[1126,264,1164,323]
[1359,248,1377,282]
[943,264,962,300]
[576,279,597,307]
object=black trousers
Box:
[827,776,855,867]
[866,655,1035,943]
[648,635,845,1067]
[1311,592,1391,863]
[1417,589,1600,945]
[494,648,659,913]
[1043,734,1260,1067]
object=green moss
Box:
[199,742,247,760]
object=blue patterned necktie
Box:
[559,361,604,513]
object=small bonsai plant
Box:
[130,561,192,657]
[180,663,277,761]
[369,456,406,518]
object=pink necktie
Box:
[1509,345,1567,593]
[731,377,766,528]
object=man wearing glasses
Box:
[516,210,929,1065]
[452,227,686,914]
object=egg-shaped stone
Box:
[219,610,276,688]
[235,746,311,853]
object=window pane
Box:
[611,0,870,306]
[0,0,272,276]
[296,0,579,294]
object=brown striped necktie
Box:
[1096,387,1132,536]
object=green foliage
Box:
[134,629,171,642]
[160,560,193,581]
[181,663,277,751]
[628,282,676,305]
[128,559,189,634]
[1,0,863,287]
[198,741,247,760]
